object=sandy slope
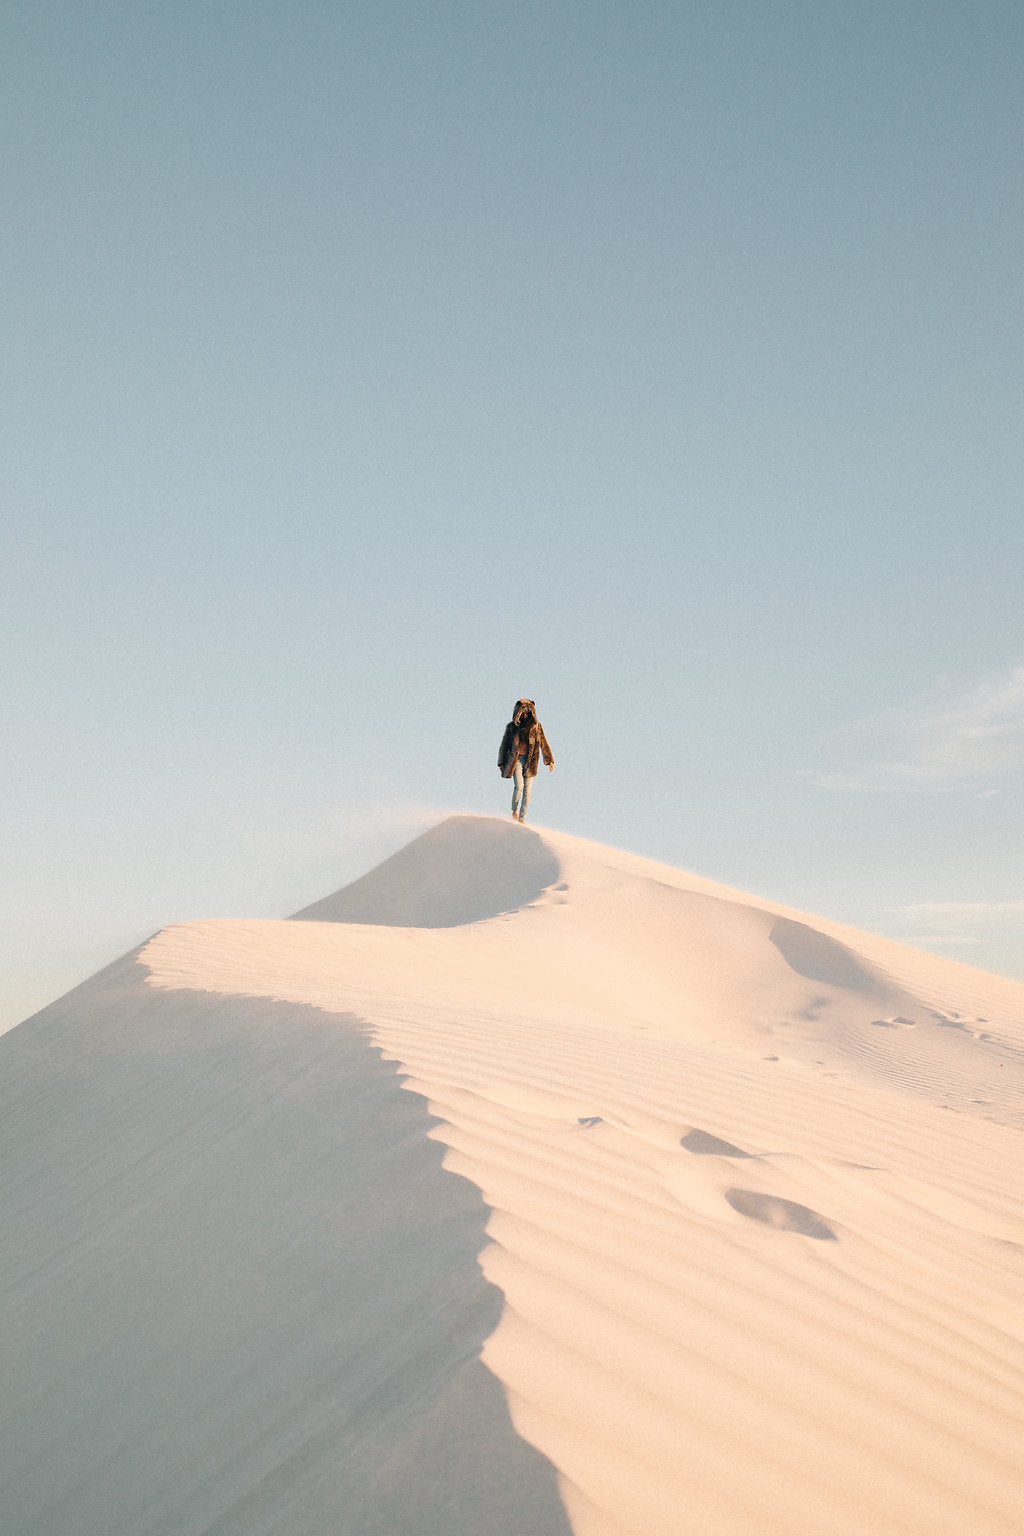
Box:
[3,816,1023,1535]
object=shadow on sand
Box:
[769,917,881,994]
[291,815,561,928]
[0,952,571,1536]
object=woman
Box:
[498,697,554,822]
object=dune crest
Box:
[3,815,1023,1535]
[290,813,561,926]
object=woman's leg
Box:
[512,752,537,817]
[512,755,526,818]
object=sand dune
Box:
[2,816,1022,1534]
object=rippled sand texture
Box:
[4,816,1022,1535]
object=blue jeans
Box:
[512,755,532,820]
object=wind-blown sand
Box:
[2,816,1022,1534]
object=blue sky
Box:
[4,0,1023,1029]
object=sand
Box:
[2,815,1022,1534]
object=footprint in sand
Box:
[680,1128,754,1158]
[667,1134,838,1237]
[725,1189,838,1241]
[681,1131,835,1236]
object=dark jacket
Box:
[498,698,554,779]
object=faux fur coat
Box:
[498,698,554,779]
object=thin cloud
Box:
[812,663,1024,792]
[902,934,982,951]
[897,901,1024,930]
[890,902,1024,964]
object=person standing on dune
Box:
[498,697,554,822]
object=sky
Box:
[3,0,1023,1031]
